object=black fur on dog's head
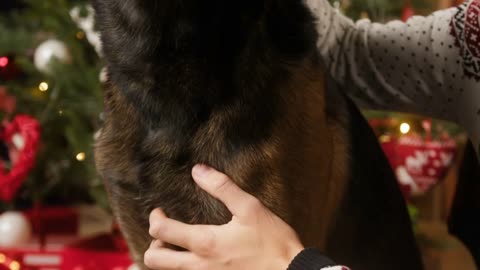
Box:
[93,0,318,127]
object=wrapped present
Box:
[23,207,79,235]
[0,234,134,270]
[0,235,76,270]
[0,205,130,270]
[0,253,21,270]
[62,233,133,270]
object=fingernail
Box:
[192,164,212,178]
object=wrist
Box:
[276,242,304,270]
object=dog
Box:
[93,1,424,269]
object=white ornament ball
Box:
[0,211,32,247]
[128,264,140,270]
[34,39,70,73]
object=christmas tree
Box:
[0,0,104,211]
[329,0,436,21]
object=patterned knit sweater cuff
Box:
[287,248,337,270]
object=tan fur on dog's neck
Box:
[188,63,349,249]
[96,60,349,265]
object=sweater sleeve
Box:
[287,248,350,270]
[304,0,480,159]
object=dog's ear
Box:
[264,0,318,56]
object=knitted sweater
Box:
[289,0,480,269]
[307,0,480,159]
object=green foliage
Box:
[0,0,104,210]
[330,0,435,21]
[362,110,464,139]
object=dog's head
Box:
[93,0,320,129]
[93,0,318,77]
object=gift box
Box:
[0,235,76,270]
[23,207,79,235]
[0,234,134,270]
[0,206,133,270]
[62,234,133,270]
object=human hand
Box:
[144,164,304,270]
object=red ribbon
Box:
[0,115,41,202]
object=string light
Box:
[76,31,85,39]
[0,253,5,263]
[58,110,64,115]
[38,82,49,92]
[9,261,20,270]
[400,123,411,134]
[379,135,391,143]
[76,152,86,161]
[0,57,8,68]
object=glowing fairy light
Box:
[39,82,49,92]
[9,261,20,270]
[76,152,86,161]
[400,123,411,134]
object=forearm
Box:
[305,0,480,159]
[306,0,461,120]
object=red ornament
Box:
[0,115,41,202]
[0,55,21,81]
[401,0,415,22]
[0,57,9,68]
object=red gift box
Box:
[0,235,76,270]
[23,207,79,235]
[62,234,133,270]
[0,207,133,270]
[0,234,133,270]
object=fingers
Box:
[144,248,201,270]
[150,208,168,232]
[192,164,262,218]
[150,239,163,249]
[149,209,216,254]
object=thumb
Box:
[192,164,260,218]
